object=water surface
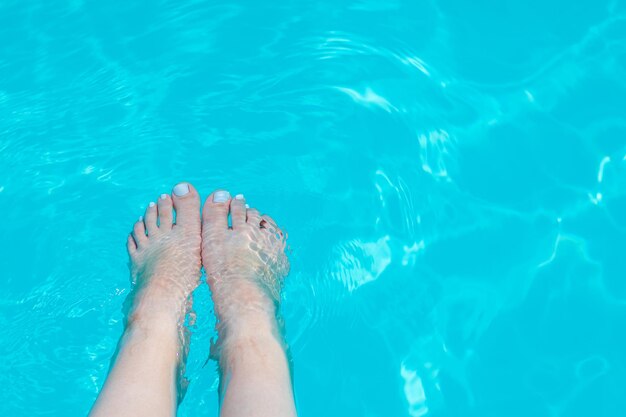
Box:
[1,1,626,416]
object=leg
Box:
[89,183,203,417]
[202,191,297,417]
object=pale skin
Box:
[89,183,297,417]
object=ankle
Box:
[125,308,181,333]
[211,309,286,360]
[211,277,279,315]
[125,293,189,331]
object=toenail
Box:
[235,194,244,200]
[245,204,250,208]
[160,194,167,200]
[213,190,230,203]
[149,202,155,207]
[139,216,143,221]
[173,183,190,196]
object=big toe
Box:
[171,182,201,230]
[202,189,231,239]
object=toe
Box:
[127,234,137,256]
[157,193,173,231]
[260,214,285,239]
[260,214,278,231]
[202,189,231,236]
[171,182,201,229]
[144,201,159,235]
[247,208,261,225]
[231,194,247,228]
[132,217,148,247]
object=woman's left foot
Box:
[125,182,202,324]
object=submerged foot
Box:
[126,182,202,324]
[201,190,290,347]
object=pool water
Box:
[1,1,626,416]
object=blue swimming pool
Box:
[1,0,626,416]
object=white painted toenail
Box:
[149,202,155,207]
[173,183,190,196]
[139,216,143,221]
[160,194,167,200]
[213,190,230,203]
[245,204,250,208]
[235,194,244,200]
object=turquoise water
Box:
[1,0,626,416]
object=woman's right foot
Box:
[201,190,290,345]
[201,190,297,417]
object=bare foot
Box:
[89,183,202,417]
[201,190,290,345]
[201,190,296,417]
[125,182,202,324]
